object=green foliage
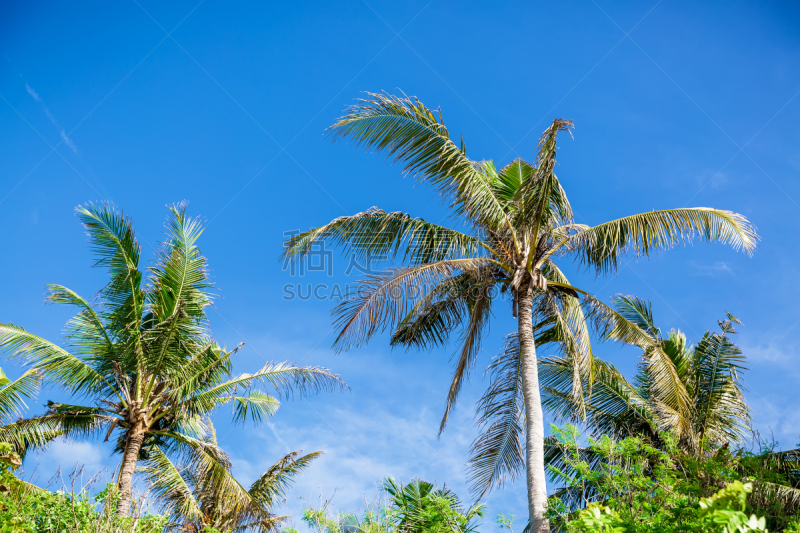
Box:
[0,442,165,533]
[285,90,757,530]
[0,203,344,515]
[698,481,767,533]
[2,484,164,533]
[143,423,322,533]
[302,479,484,533]
[565,504,624,533]
[547,425,800,532]
[541,307,750,454]
[494,513,516,533]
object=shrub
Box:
[0,443,166,533]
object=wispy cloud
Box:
[748,395,800,450]
[224,399,524,532]
[25,83,79,155]
[26,439,115,489]
[693,169,730,190]
[688,260,734,277]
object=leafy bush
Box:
[546,425,800,532]
[697,481,767,533]
[0,443,166,533]
[301,479,484,533]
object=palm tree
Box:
[541,296,750,453]
[304,478,484,533]
[539,301,800,526]
[142,419,321,532]
[0,203,344,515]
[282,92,757,531]
[382,478,484,533]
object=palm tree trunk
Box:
[517,289,550,533]
[116,429,145,515]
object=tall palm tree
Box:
[282,92,757,531]
[142,419,322,532]
[0,203,343,515]
[541,296,750,452]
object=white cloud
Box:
[739,327,800,367]
[24,82,79,155]
[747,394,800,450]
[25,439,115,490]
[25,84,40,102]
[688,260,734,277]
[60,130,79,153]
[223,400,509,532]
[693,169,730,190]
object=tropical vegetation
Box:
[0,91,794,533]
[0,440,166,533]
[281,92,757,531]
[301,478,485,533]
[542,298,750,451]
[546,424,800,532]
[142,420,322,532]
[541,305,800,530]
[0,203,344,524]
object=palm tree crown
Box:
[0,203,344,515]
[142,419,322,532]
[282,91,757,531]
[542,297,750,452]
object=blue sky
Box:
[2,0,800,529]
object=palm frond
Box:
[544,432,607,511]
[640,345,694,440]
[139,444,204,524]
[75,202,141,279]
[575,290,659,350]
[75,203,144,339]
[467,334,525,497]
[179,363,345,418]
[141,204,215,384]
[0,407,111,458]
[281,207,487,267]
[158,431,276,532]
[495,158,532,201]
[46,285,114,353]
[543,287,692,438]
[749,480,800,519]
[562,208,758,274]
[514,119,574,234]
[332,258,490,351]
[169,342,237,405]
[232,391,281,425]
[536,266,595,420]
[149,202,213,321]
[612,294,659,338]
[0,368,41,422]
[692,327,749,446]
[328,91,515,231]
[391,267,498,351]
[0,415,66,457]
[541,358,656,440]
[0,323,110,395]
[439,283,492,433]
[249,450,322,509]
